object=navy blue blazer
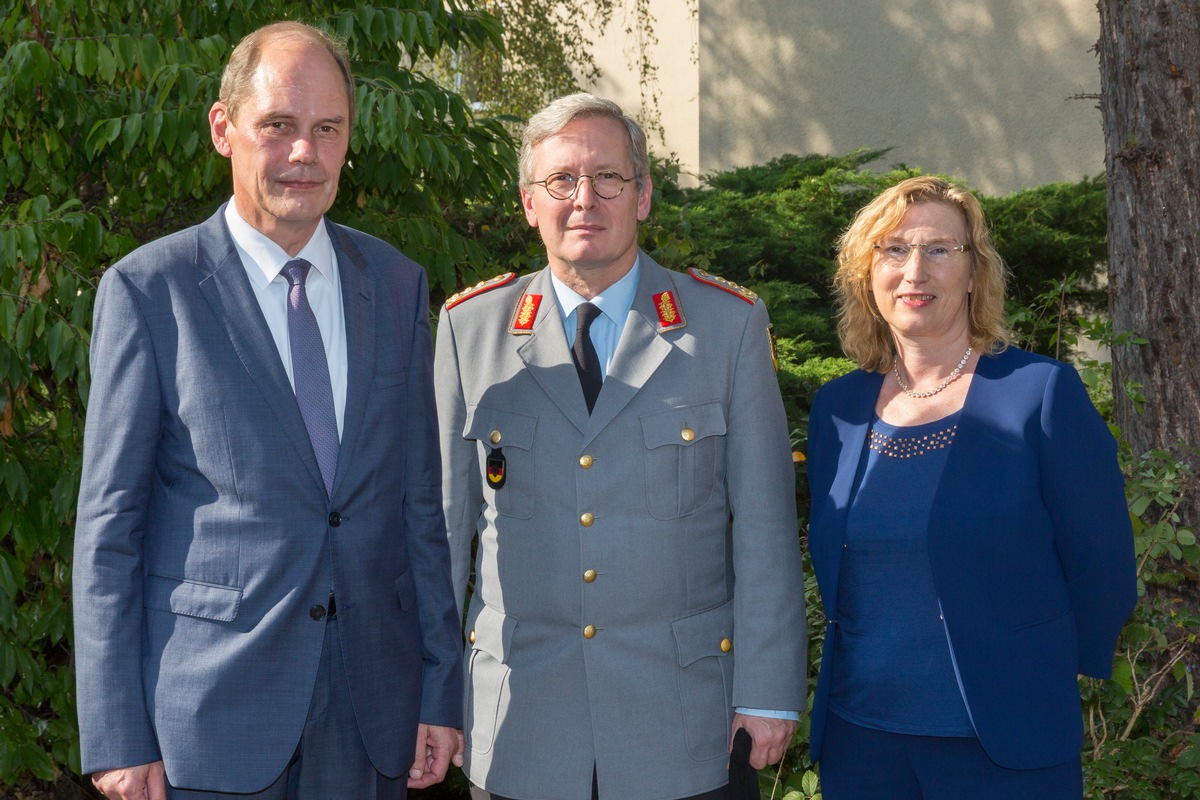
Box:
[806,347,1136,769]
[73,208,463,791]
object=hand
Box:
[407,723,464,789]
[731,713,797,770]
[92,761,167,800]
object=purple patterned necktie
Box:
[281,259,338,497]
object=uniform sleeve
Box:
[433,308,484,620]
[726,301,808,710]
[72,267,164,774]
[1038,363,1137,678]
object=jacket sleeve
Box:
[1038,362,1137,678]
[72,266,163,774]
[398,268,466,727]
[433,307,484,621]
[727,301,808,711]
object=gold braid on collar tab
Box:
[688,268,758,304]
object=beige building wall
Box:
[583,0,1103,195]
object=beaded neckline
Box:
[867,414,960,459]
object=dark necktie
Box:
[281,259,339,497]
[572,302,603,414]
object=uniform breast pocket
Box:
[464,405,538,519]
[640,401,726,520]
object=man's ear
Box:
[636,175,653,222]
[210,103,233,158]
[520,187,539,228]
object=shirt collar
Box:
[549,255,641,327]
[223,201,335,288]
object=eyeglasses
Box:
[872,241,970,265]
[530,171,634,200]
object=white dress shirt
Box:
[223,202,349,437]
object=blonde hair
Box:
[833,176,1010,371]
[519,93,649,195]
[221,21,355,123]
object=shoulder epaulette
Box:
[444,272,517,310]
[688,268,758,304]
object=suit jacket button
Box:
[489,429,502,444]
[328,512,341,527]
[583,569,597,583]
[580,512,594,527]
[720,638,732,653]
[310,605,327,621]
[583,625,597,639]
[579,454,594,469]
[468,630,476,644]
[681,427,695,442]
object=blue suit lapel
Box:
[328,222,374,501]
[194,208,326,500]
[811,371,880,618]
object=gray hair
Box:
[519,93,650,194]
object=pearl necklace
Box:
[894,346,973,399]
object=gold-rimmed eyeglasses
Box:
[530,171,634,200]
[872,241,970,265]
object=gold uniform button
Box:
[489,430,502,444]
[579,454,594,469]
[468,630,476,644]
[580,512,594,527]
[720,638,732,653]
[681,427,695,442]
[583,569,597,583]
[583,625,597,639]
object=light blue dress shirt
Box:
[549,258,640,376]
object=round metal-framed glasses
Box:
[530,171,634,200]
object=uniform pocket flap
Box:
[641,401,726,450]
[468,603,517,664]
[144,574,243,622]
[464,405,537,451]
[394,566,417,610]
[672,600,734,667]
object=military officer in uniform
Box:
[434,93,807,800]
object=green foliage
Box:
[1083,446,1199,799]
[0,0,517,788]
[982,176,1109,316]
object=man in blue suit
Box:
[72,21,463,800]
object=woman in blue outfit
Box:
[806,176,1137,799]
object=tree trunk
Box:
[1098,0,1200,525]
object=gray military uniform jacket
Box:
[435,252,806,800]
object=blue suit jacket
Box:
[73,208,463,791]
[806,347,1136,769]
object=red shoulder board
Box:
[444,272,517,310]
[688,268,758,304]
[509,293,542,334]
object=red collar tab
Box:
[509,293,542,334]
[653,290,687,333]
